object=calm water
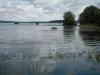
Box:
[0,23,100,75]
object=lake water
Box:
[0,23,100,75]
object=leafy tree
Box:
[63,11,76,25]
[79,5,98,24]
[95,9,100,25]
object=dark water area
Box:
[0,23,100,75]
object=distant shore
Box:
[0,20,63,23]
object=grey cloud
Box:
[0,0,99,21]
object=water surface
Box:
[0,23,100,75]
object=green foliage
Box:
[95,9,100,25]
[79,5,100,25]
[63,11,76,25]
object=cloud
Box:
[0,0,99,21]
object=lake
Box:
[0,23,100,75]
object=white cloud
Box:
[0,0,99,21]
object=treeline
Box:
[49,20,63,23]
[63,5,100,25]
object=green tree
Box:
[95,9,100,25]
[79,5,98,24]
[63,11,76,25]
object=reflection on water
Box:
[0,23,100,75]
[80,30,100,63]
[80,31,100,46]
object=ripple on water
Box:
[0,25,100,75]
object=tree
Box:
[63,11,76,25]
[95,9,100,25]
[79,5,98,24]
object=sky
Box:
[0,0,100,21]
